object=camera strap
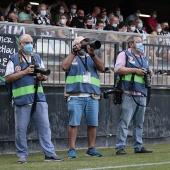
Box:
[78,55,88,71]
[130,74,150,107]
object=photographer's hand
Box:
[24,65,35,75]
[86,45,95,56]
[37,73,47,81]
[135,68,146,76]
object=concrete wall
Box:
[0,85,170,153]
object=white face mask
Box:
[60,19,66,25]
[153,14,157,18]
[157,28,162,33]
[130,26,136,32]
[98,28,103,31]
[112,23,117,28]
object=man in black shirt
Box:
[70,9,85,28]
[104,16,119,31]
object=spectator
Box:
[127,20,136,33]
[104,16,119,31]
[96,21,104,30]
[5,0,25,17]
[57,13,70,39]
[54,5,66,26]
[114,35,153,155]
[61,36,104,158]
[145,10,158,34]
[118,21,127,32]
[159,21,170,36]
[18,2,36,24]
[68,4,77,21]
[34,3,51,36]
[97,8,109,27]
[134,18,147,34]
[114,7,124,22]
[126,9,141,23]
[152,23,162,35]
[70,9,85,28]
[86,6,101,27]
[48,0,69,20]
[84,17,94,29]
[5,34,64,163]
[5,11,25,35]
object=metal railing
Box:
[1,22,170,87]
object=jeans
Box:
[14,102,56,158]
[116,93,146,150]
[68,97,99,126]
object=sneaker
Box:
[68,149,77,158]
[18,156,27,164]
[116,149,127,155]
[44,155,64,162]
[135,147,153,153]
[86,148,102,157]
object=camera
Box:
[81,40,101,50]
[33,64,51,76]
[141,68,151,88]
[103,87,123,105]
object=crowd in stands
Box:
[0,0,170,37]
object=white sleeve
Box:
[40,59,45,69]
[5,60,14,76]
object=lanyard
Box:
[133,54,143,67]
[78,56,88,71]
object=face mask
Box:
[153,14,157,18]
[124,28,127,32]
[71,9,76,14]
[60,19,66,25]
[79,49,86,55]
[60,9,65,14]
[116,11,120,16]
[23,44,33,54]
[136,13,140,17]
[86,24,92,29]
[136,43,144,53]
[98,28,103,31]
[164,27,169,32]
[157,28,162,33]
[130,26,136,32]
[112,23,117,28]
[41,10,46,16]
[138,23,143,28]
[78,16,84,20]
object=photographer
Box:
[61,36,104,158]
[114,35,153,155]
[5,34,64,163]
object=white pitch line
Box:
[77,161,170,170]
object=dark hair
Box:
[96,20,104,26]
[84,17,92,23]
[127,20,135,26]
[119,21,127,29]
[23,1,31,7]
[60,13,71,26]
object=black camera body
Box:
[81,40,101,50]
[33,64,51,76]
[103,87,123,105]
[141,68,151,88]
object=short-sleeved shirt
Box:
[18,12,32,23]
[70,17,85,28]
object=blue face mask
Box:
[112,23,117,28]
[130,26,136,32]
[60,19,66,25]
[41,10,46,16]
[71,9,76,14]
[136,43,144,53]
[138,23,143,28]
[79,49,86,55]
[23,44,33,54]
[60,9,65,14]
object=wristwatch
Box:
[90,54,95,58]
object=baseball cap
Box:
[72,36,90,46]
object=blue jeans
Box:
[68,97,99,126]
[14,102,56,158]
[116,93,146,150]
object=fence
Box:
[1,22,170,87]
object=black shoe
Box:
[135,147,153,153]
[116,149,127,155]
